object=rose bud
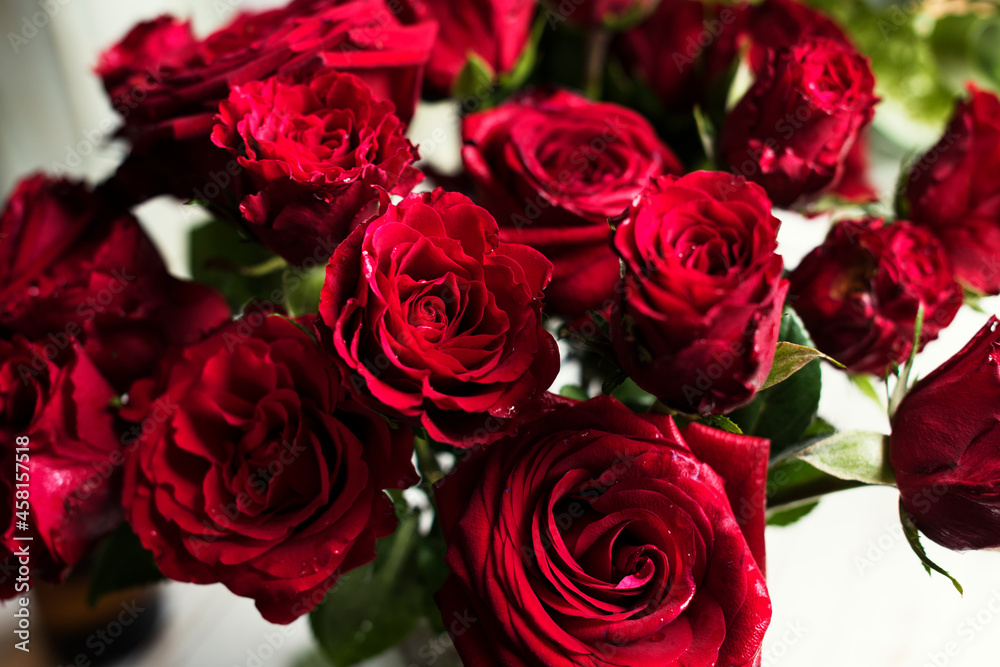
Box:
[398,0,536,96]
[436,395,771,667]
[789,218,961,375]
[0,336,122,595]
[891,316,1000,551]
[318,188,560,447]
[904,85,1000,295]
[120,315,417,623]
[617,0,748,114]
[462,89,683,320]
[211,69,422,265]
[719,37,877,208]
[0,175,230,392]
[97,0,436,207]
[610,171,788,415]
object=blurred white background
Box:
[2,1,999,666]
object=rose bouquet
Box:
[3,0,1000,665]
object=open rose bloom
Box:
[6,0,1000,663]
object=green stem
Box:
[584,27,611,99]
[766,476,866,514]
[238,254,288,277]
[378,513,418,585]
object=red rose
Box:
[745,0,849,73]
[0,175,229,392]
[905,86,1000,295]
[891,316,1000,551]
[463,89,683,319]
[211,69,422,264]
[719,37,877,208]
[610,172,788,415]
[98,0,435,207]
[435,396,771,667]
[789,219,961,375]
[617,0,748,114]
[399,0,536,96]
[98,0,435,130]
[318,189,559,447]
[121,315,416,623]
[0,336,122,595]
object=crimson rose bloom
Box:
[98,0,435,206]
[211,70,422,264]
[617,0,748,114]
[719,37,877,208]
[891,316,1000,551]
[745,0,849,73]
[789,219,961,375]
[399,0,536,96]
[611,172,788,415]
[905,86,1000,295]
[0,175,229,392]
[121,315,416,623]
[436,396,771,667]
[319,189,559,447]
[0,336,122,596]
[463,89,683,319]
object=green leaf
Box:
[794,431,895,486]
[88,522,164,606]
[611,378,657,412]
[559,384,590,402]
[767,501,819,527]
[731,309,822,457]
[692,106,716,165]
[310,514,427,666]
[453,53,497,107]
[189,219,283,311]
[499,12,545,92]
[900,501,964,595]
[762,342,843,390]
[849,373,884,408]
[283,263,327,317]
[802,416,836,439]
[703,414,743,435]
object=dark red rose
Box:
[98,0,435,129]
[318,189,559,447]
[98,0,435,207]
[0,336,122,596]
[789,218,961,375]
[745,0,849,73]
[617,0,748,114]
[398,0,536,96]
[462,89,683,320]
[610,171,788,415]
[719,37,877,208]
[549,0,659,28]
[891,316,1000,551]
[436,395,771,667]
[211,69,422,264]
[905,86,1000,295]
[95,16,199,97]
[121,315,416,623]
[0,175,230,392]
